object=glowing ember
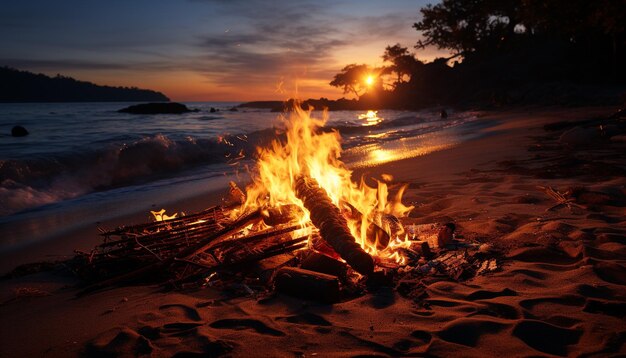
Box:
[237,104,414,265]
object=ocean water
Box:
[0,102,485,248]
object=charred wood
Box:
[78,209,261,295]
[262,205,304,226]
[300,251,348,278]
[294,175,374,275]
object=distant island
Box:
[0,67,169,103]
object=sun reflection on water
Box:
[342,132,460,168]
[358,110,383,126]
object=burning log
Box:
[261,205,304,226]
[274,267,341,303]
[294,175,374,275]
[300,251,348,277]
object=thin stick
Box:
[134,237,163,261]
[78,209,261,296]
[100,205,224,236]
[207,224,303,251]
[169,236,308,285]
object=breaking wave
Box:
[0,110,477,216]
[0,134,247,216]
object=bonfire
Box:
[68,104,497,301]
[235,105,414,270]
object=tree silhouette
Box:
[412,0,625,81]
[329,64,373,99]
[325,0,625,110]
[413,0,521,56]
[382,44,423,88]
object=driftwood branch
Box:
[538,186,586,212]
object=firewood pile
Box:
[70,206,309,294]
[57,200,501,302]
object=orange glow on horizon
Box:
[32,44,449,102]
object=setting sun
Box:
[365,75,374,86]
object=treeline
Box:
[0,67,169,103]
[330,0,626,109]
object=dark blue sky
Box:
[0,0,444,100]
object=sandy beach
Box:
[1,106,625,357]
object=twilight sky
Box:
[0,0,446,101]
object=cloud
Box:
[348,13,419,40]
[189,1,422,94]
[1,0,444,99]
[190,2,351,90]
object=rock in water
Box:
[118,102,196,114]
[11,125,29,137]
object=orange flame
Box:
[238,104,414,264]
[150,209,178,221]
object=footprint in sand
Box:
[161,322,204,337]
[512,320,582,356]
[593,261,626,285]
[470,301,521,320]
[437,318,509,347]
[424,298,466,308]
[507,246,582,265]
[85,327,154,357]
[411,329,433,344]
[583,299,626,318]
[545,314,583,328]
[277,312,332,326]
[209,318,285,336]
[509,268,548,279]
[576,283,615,299]
[466,287,517,301]
[159,304,203,321]
[519,295,586,310]
[584,245,624,260]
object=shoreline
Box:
[1,105,625,357]
[0,106,484,272]
[0,174,236,274]
[0,105,611,272]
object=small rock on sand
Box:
[11,125,29,137]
